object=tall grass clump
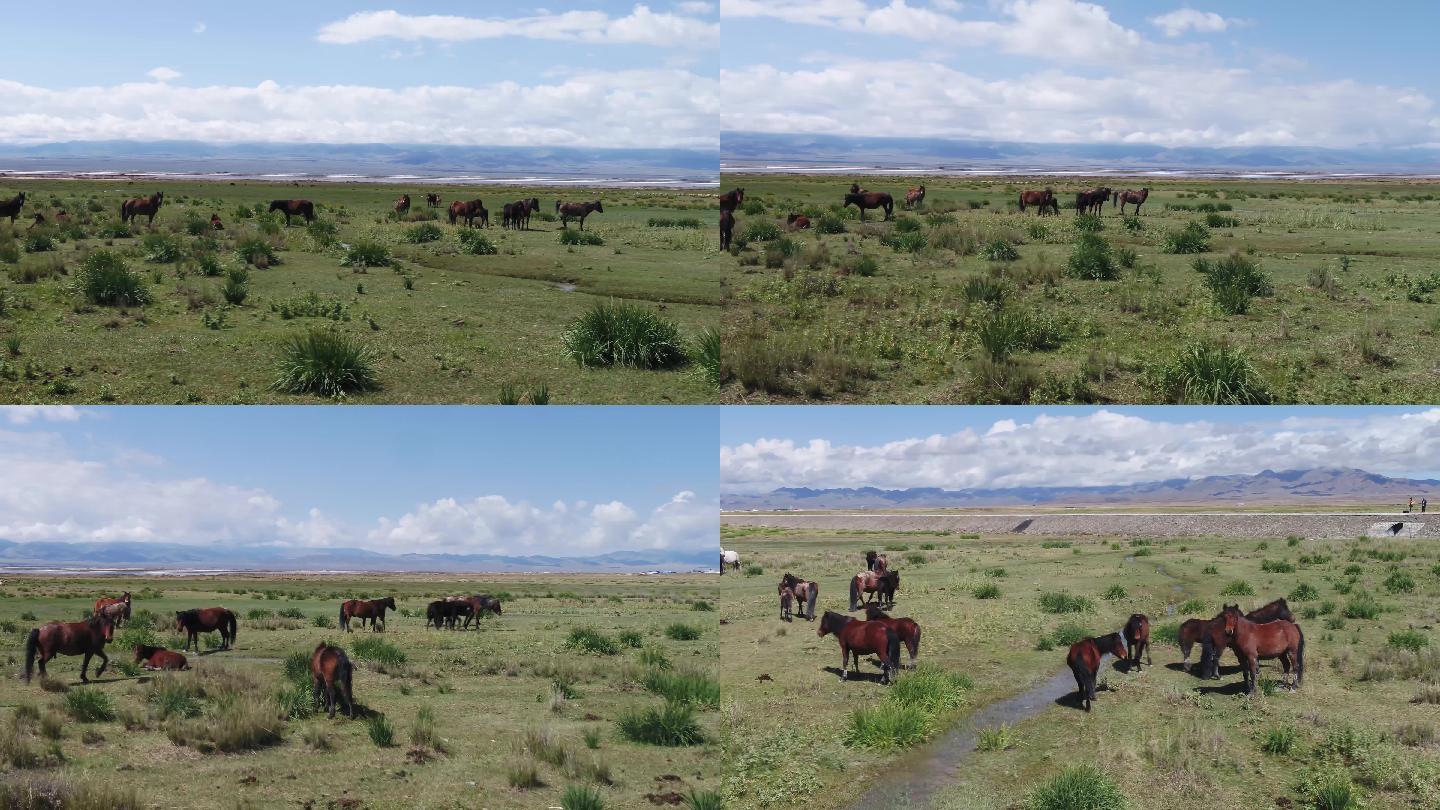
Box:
[973,582,1002,599]
[403,223,444,243]
[341,241,394,268]
[1195,253,1272,315]
[77,250,151,306]
[562,301,686,369]
[843,703,929,750]
[1024,765,1126,810]
[458,229,498,255]
[1064,234,1119,280]
[367,714,395,747]
[559,228,605,246]
[63,689,115,723]
[664,623,702,641]
[888,664,972,715]
[1344,591,1384,620]
[565,627,619,655]
[1039,592,1094,614]
[220,267,249,306]
[561,785,606,810]
[0,777,142,810]
[272,329,379,398]
[617,701,703,746]
[166,694,283,753]
[683,790,722,810]
[693,326,721,387]
[1262,725,1299,755]
[1161,221,1211,254]
[352,636,407,668]
[234,236,279,267]
[641,669,719,708]
[981,239,1019,261]
[1145,341,1270,404]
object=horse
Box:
[1190,599,1295,678]
[905,186,925,208]
[779,573,819,621]
[94,592,131,627]
[1113,188,1149,215]
[516,198,540,229]
[461,594,502,627]
[1075,188,1111,216]
[425,193,442,208]
[843,191,893,222]
[1067,632,1128,711]
[1219,604,1304,694]
[817,611,900,684]
[210,214,224,230]
[24,615,114,683]
[719,547,740,573]
[865,552,888,574]
[268,199,315,226]
[448,199,487,228]
[718,188,744,212]
[786,213,810,230]
[426,599,471,629]
[1018,189,1058,216]
[174,607,237,653]
[311,643,356,719]
[850,569,899,610]
[556,200,603,230]
[863,605,921,668]
[0,192,25,227]
[394,194,411,217]
[1246,598,1294,623]
[779,587,793,621]
[719,210,734,251]
[120,191,164,226]
[28,213,44,230]
[134,644,189,671]
[849,183,866,195]
[1123,613,1151,670]
[340,597,396,632]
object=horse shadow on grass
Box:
[821,664,891,684]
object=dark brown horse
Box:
[134,644,189,671]
[340,597,396,632]
[863,552,888,574]
[779,587,793,621]
[425,193,442,208]
[849,183,866,195]
[394,194,411,217]
[1219,604,1305,694]
[849,569,899,610]
[121,191,164,226]
[1066,632,1127,711]
[426,599,472,629]
[449,199,487,227]
[719,209,734,251]
[1190,599,1295,678]
[863,605,921,668]
[844,191,893,221]
[557,200,603,230]
[786,213,810,230]
[94,592,131,627]
[1018,189,1058,216]
[1123,613,1151,670]
[174,607,237,653]
[718,188,744,212]
[1075,187,1111,216]
[461,594,503,627]
[817,611,901,684]
[1113,188,1150,215]
[905,186,925,208]
[778,573,818,621]
[268,199,315,226]
[311,642,356,719]
[24,615,114,683]
[0,192,25,226]
[210,213,224,230]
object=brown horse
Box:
[849,183,867,195]
[426,599,472,629]
[719,209,734,251]
[210,213,224,230]
[863,551,888,574]
[24,615,114,683]
[1190,599,1294,678]
[425,193,442,208]
[449,199,487,227]
[1018,189,1058,216]
[849,569,899,610]
[557,200,603,230]
[863,605,921,668]
[461,594,503,627]
[394,194,411,217]
[1113,188,1149,215]
[778,573,818,621]
[1123,613,1151,670]
[1075,187,1111,216]
[340,597,396,632]
[1220,604,1304,694]
[0,192,25,227]
[174,607,237,653]
[311,643,356,719]
[121,191,164,226]
[518,198,540,229]
[779,587,793,621]
[844,191,893,221]
[786,213,810,230]
[1066,632,1127,711]
[134,644,189,671]
[905,186,925,208]
[817,611,901,684]
[268,199,315,226]
[718,188,744,212]
[94,592,131,627]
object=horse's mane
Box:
[134,644,160,657]
[175,608,199,621]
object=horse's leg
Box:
[1145,639,1152,666]
[313,675,325,711]
[95,649,108,678]
[80,651,92,683]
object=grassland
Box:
[0,573,719,809]
[720,173,1440,404]
[719,524,1440,809]
[0,179,722,404]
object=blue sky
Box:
[720,0,1440,149]
[0,3,717,149]
[721,406,1440,493]
[0,406,717,555]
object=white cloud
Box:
[0,71,717,149]
[146,66,182,82]
[721,409,1440,493]
[676,1,715,13]
[1150,8,1234,37]
[2,406,84,425]
[317,5,717,47]
[193,22,207,34]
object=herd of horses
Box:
[771,551,911,683]
[18,589,505,721]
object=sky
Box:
[0,406,717,556]
[719,0,1440,149]
[0,2,718,149]
[721,406,1440,493]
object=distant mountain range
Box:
[722,468,1439,511]
[721,131,1440,175]
[0,539,715,574]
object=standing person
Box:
[1423,498,1428,514]
[1409,497,1415,514]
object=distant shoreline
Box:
[720,163,1440,183]
[0,566,713,577]
[0,169,718,190]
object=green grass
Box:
[616,701,704,746]
[562,300,688,370]
[63,689,115,723]
[664,622,702,641]
[641,669,719,708]
[843,703,930,750]
[565,627,620,655]
[1039,592,1094,614]
[76,250,152,306]
[1024,765,1126,810]
[271,329,379,398]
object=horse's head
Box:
[96,615,115,641]
[1221,604,1240,636]
[817,611,841,637]
[864,605,887,620]
[384,597,397,610]
[1101,633,1127,660]
[593,200,603,213]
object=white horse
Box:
[720,548,740,574]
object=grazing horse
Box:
[718,188,744,212]
[843,191,893,221]
[1179,615,1228,677]
[786,213,810,230]
[556,200,603,230]
[134,644,188,671]
[850,569,899,610]
[1018,189,1058,216]
[268,199,315,226]
[817,611,901,684]
[311,643,356,719]
[449,199,488,228]
[1113,188,1150,215]
[1123,613,1151,670]
[1067,632,1128,711]
[1219,604,1305,694]
[0,192,25,227]
[719,547,740,573]
[1075,187,1111,216]
[340,597,396,632]
[426,599,472,629]
[425,193,442,208]
[863,605,921,668]
[174,607,237,653]
[779,573,819,621]
[394,194,411,217]
[120,191,164,226]
[24,615,114,683]
[94,592,131,627]
[719,210,734,251]
[905,186,925,209]
[210,214,224,230]
[462,594,502,627]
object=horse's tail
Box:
[885,628,900,673]
[226,611,238,645]
[806,584,818,620]
[339,603,348,630]
[909,624,920,660]
[849,576,860,610]
[1295,624,1306,687]
[1017,193,1025,212]
[23,628,39,682]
